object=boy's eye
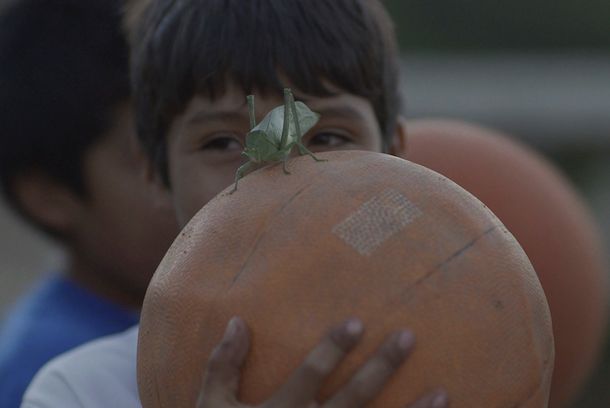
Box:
[200,134,243,152]
[308,131,352,147]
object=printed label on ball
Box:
[332,189,422,256]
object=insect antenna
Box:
[289,91,303,143]
[279,88,292,149]
[247,95,256,129]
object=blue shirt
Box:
[0,274,139,408]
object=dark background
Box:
[386,0,610,51]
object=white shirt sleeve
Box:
[21,326,141,408]
[20,366,85,408]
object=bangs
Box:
[132,0,399,183]
[156,0,382,105]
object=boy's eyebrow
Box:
[311,106,366,121]
[186,110,248,126]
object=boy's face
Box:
[161,82,404,226]
[72,103,178,301]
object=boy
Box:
[0,0,177,405]
[23,0,449,406]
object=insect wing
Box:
[251,105,287,145]
[245,129,280,162]
[250,101,320,146]
[290,101,320,136]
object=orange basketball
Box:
[403,119,609,407]
[138,151,554,407]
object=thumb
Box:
[197,317,250,407]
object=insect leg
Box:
[279,88,292,150]
[282,158,291,175]
[230,161,256,194]
[296,142,327,162]
[288,90,326,162]
[288,90,303,144]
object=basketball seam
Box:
[230,184,312,287]
[401,224,499,300]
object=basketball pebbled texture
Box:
[138,150,554,407]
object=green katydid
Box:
[230,88,325,193]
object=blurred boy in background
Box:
[0,0,177,405]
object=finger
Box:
[198,317,250,405]
[406,389,449,408]
[324,329,415,408]
[267,318,364,406]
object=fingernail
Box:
[224,317,240,339]
[432,391,448,407]
[397,330,415,351]
[345,318,364,336]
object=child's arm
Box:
[197,317,449,408]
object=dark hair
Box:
[0,0,130,233]
[130,0,401,185]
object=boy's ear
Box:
[388,115,408,156]
[12,171,84,234]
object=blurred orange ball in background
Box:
[404,119,610,407]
